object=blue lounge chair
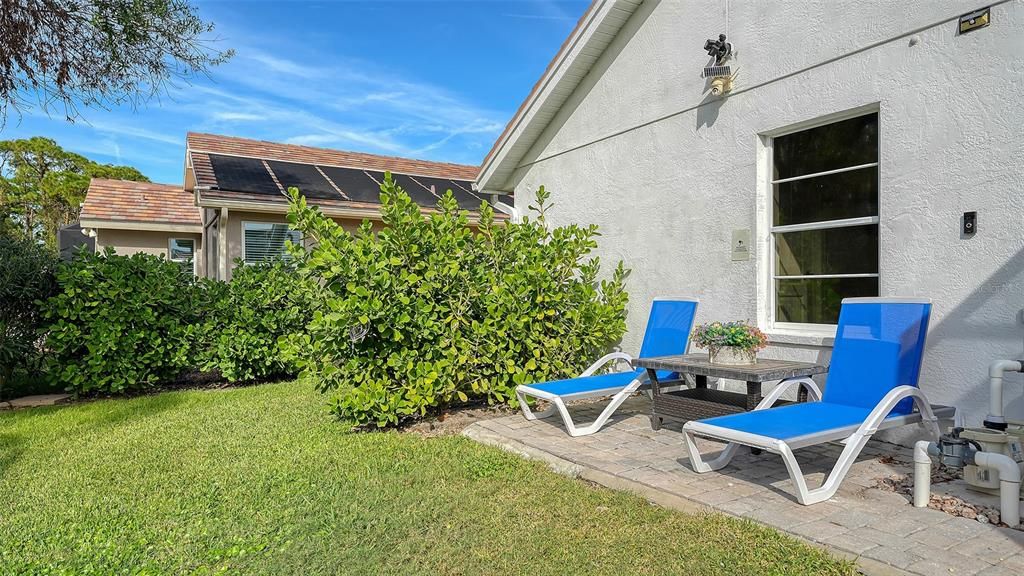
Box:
[682,298,955,505]
[515,298,698,437]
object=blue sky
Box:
[1,0,587,184]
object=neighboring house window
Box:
[770,112,879,327]
[169,238,195,263]
[243,222,301,264]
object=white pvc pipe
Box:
[913,440,935,508]
[986,360,1023,427]
[973,451,1021,528]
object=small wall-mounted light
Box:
[703,64,738,97]
[958,7,990,35]
[703,34,732,65]
[702,34,736,96]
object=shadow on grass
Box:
[0,430,26,480]
[0,392,187,477]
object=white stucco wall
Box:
[506,0,1024,434]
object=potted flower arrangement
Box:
[692,321,768,365]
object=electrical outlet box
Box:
[731,229,751,261]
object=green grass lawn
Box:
[0,382,853,575]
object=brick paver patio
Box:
[464,398,1024,576]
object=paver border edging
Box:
[462,422,912,576]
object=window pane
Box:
[775,277,879,324]
[169,239,194,262]
[773,113,877,179]
[244,223,301,264]
[773,166,877,226]
[775,224,878,276]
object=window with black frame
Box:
[771,112,879,326]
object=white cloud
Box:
[244,51,330,79]
[209,111,266,122]
[84,119,183,146]
[7,16,515,182]
[175,43,507,162]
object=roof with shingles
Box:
[186,132,479,188]
[80,179,201,226]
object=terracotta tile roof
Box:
[186,132,479,184]
[81,179,201,226]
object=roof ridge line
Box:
[185,132,480,171]
[188,148,477,182]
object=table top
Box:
[634,353,828,382]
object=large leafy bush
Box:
[42,248,199,393]
[283,176,628,427]
[195,261,316,383]
[0,234,58,399]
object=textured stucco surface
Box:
[96,229,203,272]
[506,0,1024,434]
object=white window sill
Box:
[765,328,836,348]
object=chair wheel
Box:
[650,416,663,430]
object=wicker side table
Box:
[634,354,828,430]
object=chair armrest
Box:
[858,385,941,437]
[756,376,823,410]
[580,352,634,377]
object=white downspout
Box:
[474,185,519,222]
[218,206,229,281]
[494,201,520,222]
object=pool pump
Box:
[912,359,1024,528]
[934,428,979,468]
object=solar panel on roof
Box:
[309,165,486,211]
[389,174,441,207]
[208,154,281,195]
[265,160,340,200]
[411,176,483,210]
[448,179,475,194]
[319,166,383,204]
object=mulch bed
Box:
[876,465,1021,530]
[401,404,514,437]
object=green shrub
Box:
[195,261,316,382]
[283,176,628,427]
[0,234,58,400]
[42,248,199,394]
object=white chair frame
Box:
[682,378,954,505]
[516,353,646,437]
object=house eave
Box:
[475,0,643,193]
[79,218,203,234]
[196,193,503,225]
